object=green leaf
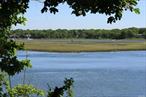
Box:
[133,8,140,14]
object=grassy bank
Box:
[16,39,146,52]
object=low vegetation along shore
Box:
[17,39,146,52]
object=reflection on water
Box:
[12,51,146,97]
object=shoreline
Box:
[24,49,146,53]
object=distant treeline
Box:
[11,27,146,39]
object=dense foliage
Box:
[8,84,45,97]
[0,0,29,31]
[12,28,146,39]
[41,0,140,23]
[0,74,74,97]
[47,78,74,97]
[0,0,30,76]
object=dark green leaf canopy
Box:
[0,0,29,31]
[41,0,140,23]
[0,0,30,76]
[0,0,140,28]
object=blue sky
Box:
[14,0,146,30]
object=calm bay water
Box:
[12,51,146,97]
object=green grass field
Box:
[16,39,146,52]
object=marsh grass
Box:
[16,39,146,52]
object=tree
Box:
[41,0,140,23]
[0,0,31,91]
[0,0,31,78]
[0,0,140,28]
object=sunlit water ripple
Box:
[12,51,146,97]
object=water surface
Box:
[12,51,146,97]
